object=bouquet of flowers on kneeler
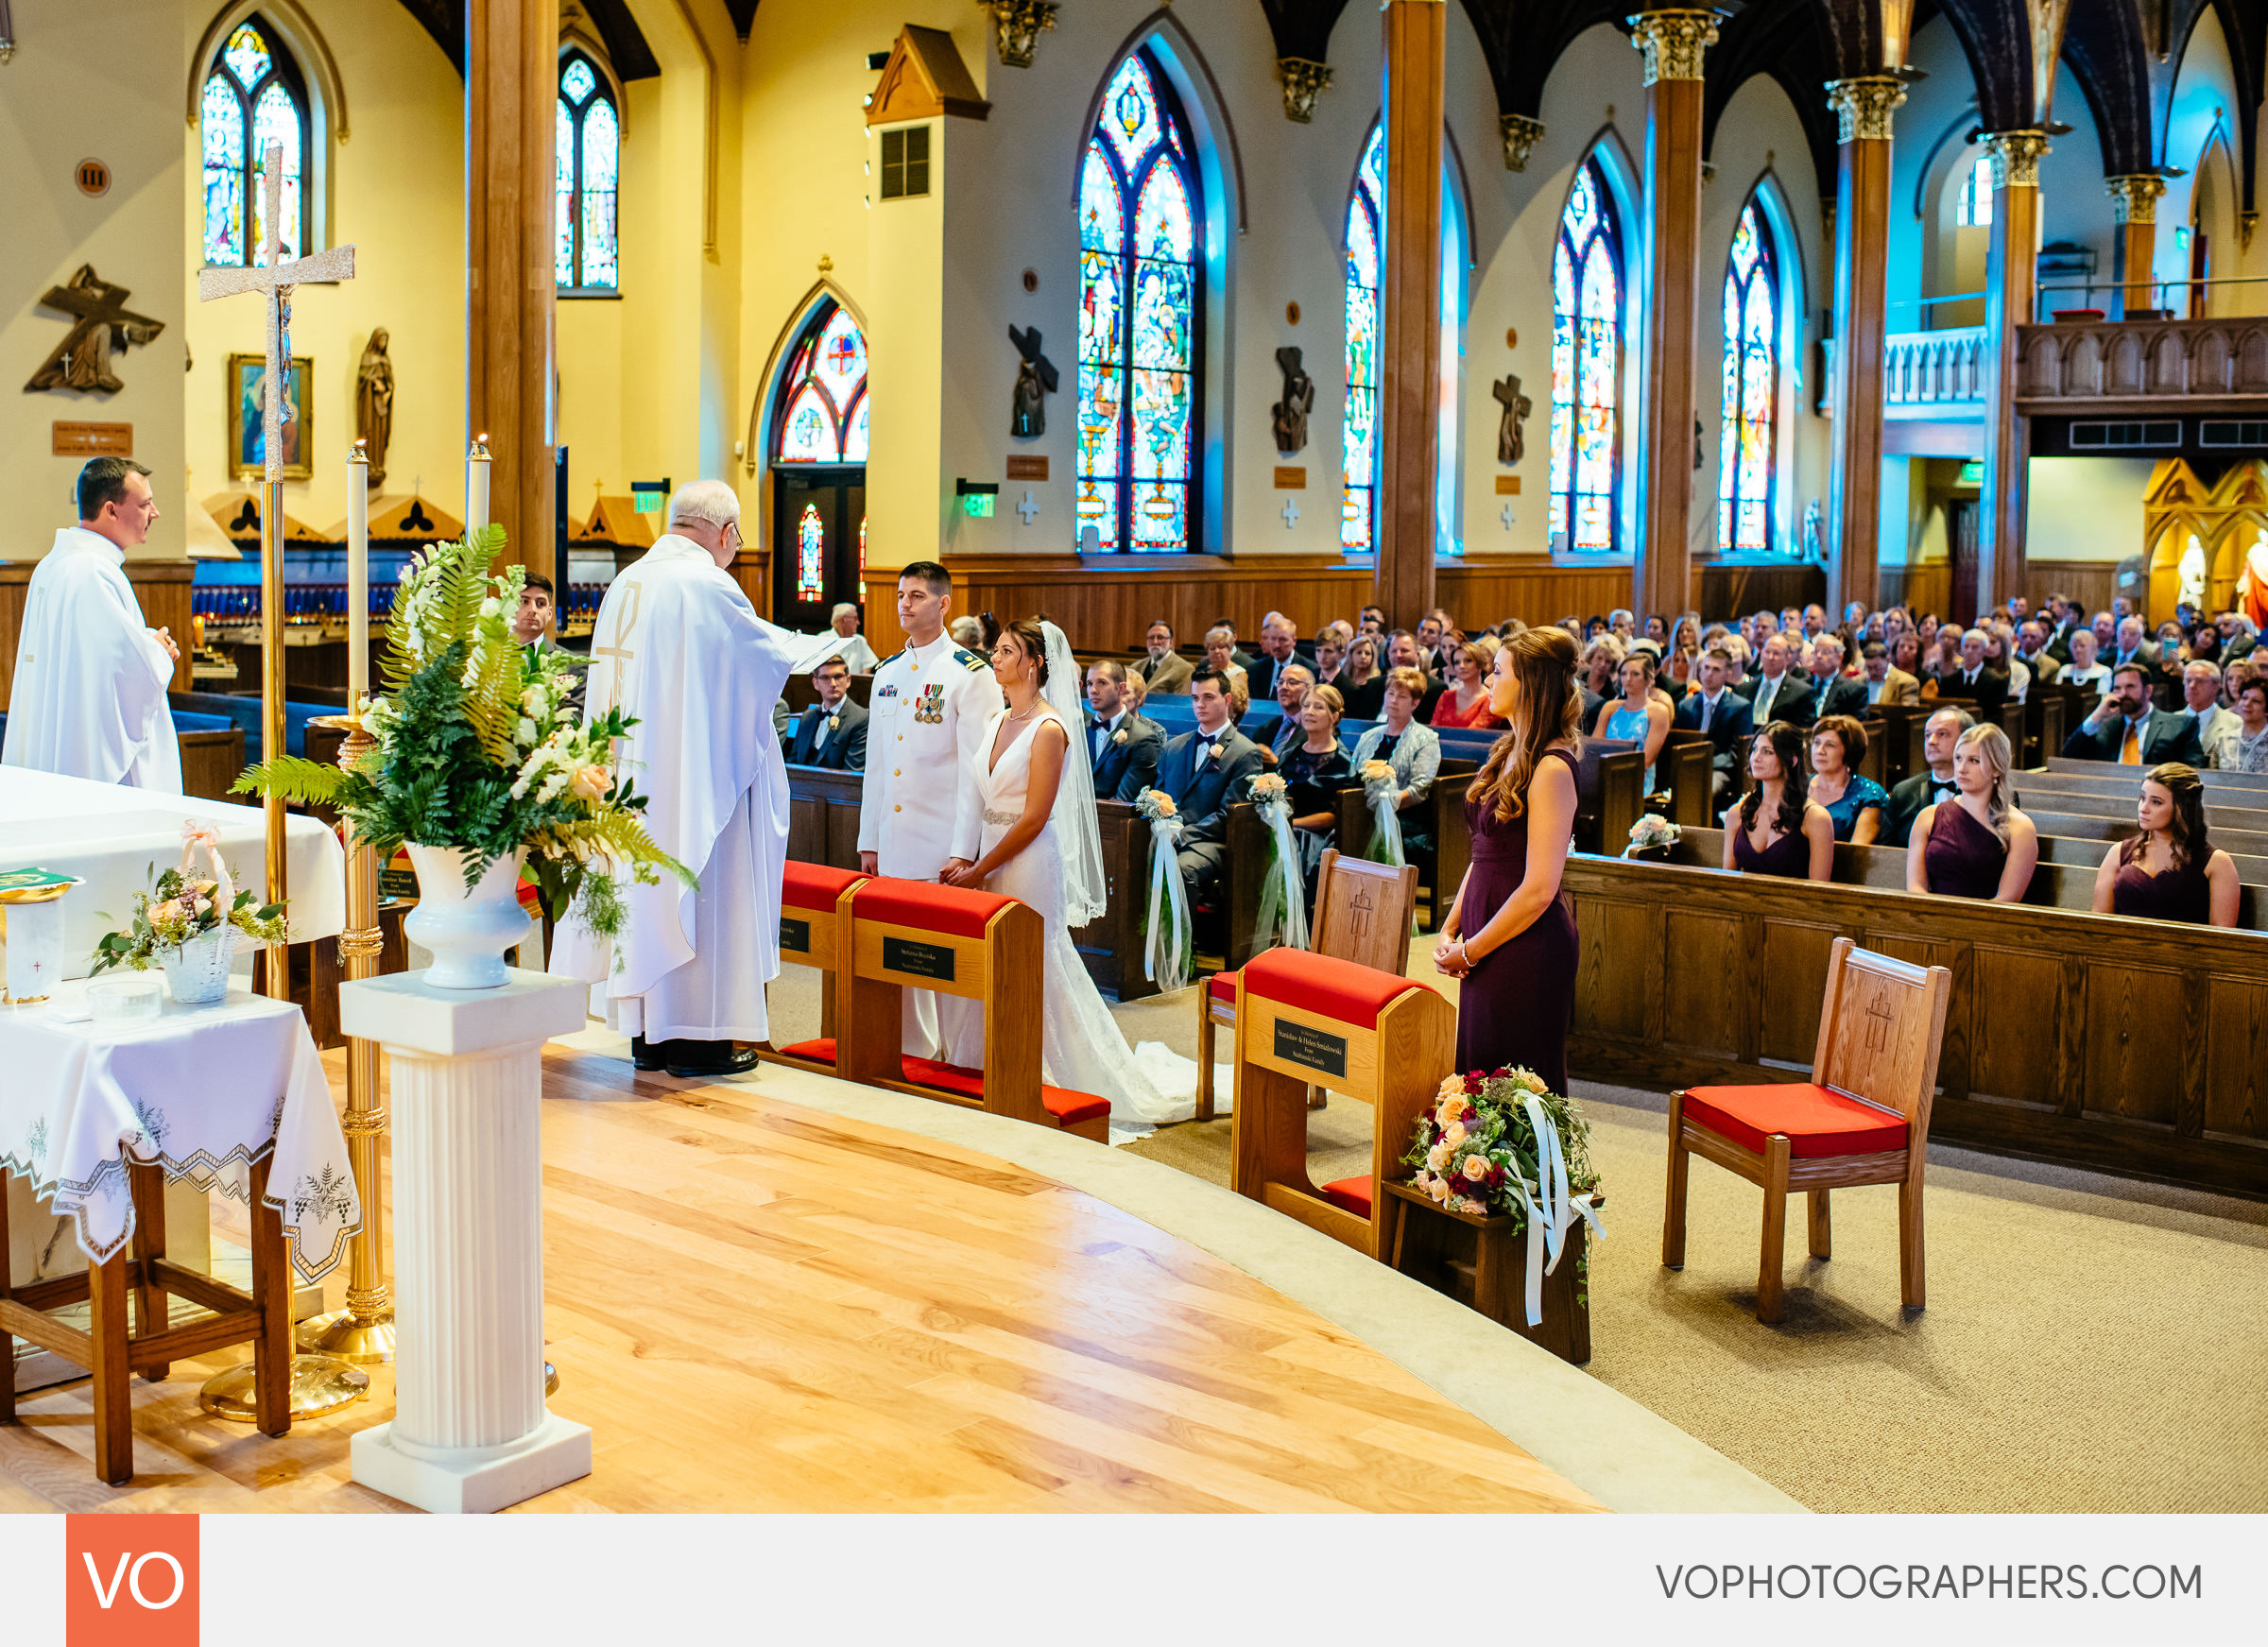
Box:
[1359,759,1406,869]
[1135,789,1193,993]
[1391,1067,1606,1364]
[1246,773,1309,953]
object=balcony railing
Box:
[2015,315,2268,409]
[1884,327,1988,409]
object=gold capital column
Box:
[1824,76,1906,615]
[1628,10,1721,619]
[2106,174,2167,319]
[1377,0,1446,627]
[467,0,556,573]
[1976,129,2050,616]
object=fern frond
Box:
[465,631,524,766]
[233,757,349,805]
[537,813,696,887]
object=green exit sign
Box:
[1958,460,1984,487]
[630,479,670,512]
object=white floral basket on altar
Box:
[91,821,286,1008]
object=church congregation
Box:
[5,0,2268,1557]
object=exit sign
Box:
[1957,461,1984,487]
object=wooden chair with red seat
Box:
[1664,936,1952,1324]
[831,876,1110,1142]
[1227,946,1454,1257]
[762,860,869,1074]
[1194,849,1418,1121]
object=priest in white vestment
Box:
[2,457,181,793]
[550,480,832,1079]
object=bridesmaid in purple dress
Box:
[2091,763,2241,926]
[1907,722,2038,901]
[1721,720,1835,880]
[1433,628,1583,1095]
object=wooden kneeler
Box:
[833,877,1110,1142]
[762,861,869,1074]
[1228,947,1454,1258]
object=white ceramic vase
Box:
[404,846,532,990]
[161,924,238,1006]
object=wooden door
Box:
[773,470,867,635]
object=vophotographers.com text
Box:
[1658,1563,2203,1602]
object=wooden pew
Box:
[179,726,246,801]
[783,763,865,868]
[1572,740,1647,855]
[2033,829,2268,884]
[2040,756,2268,794]
[1877,704,1930,788]
[1561,849,2268,1196]
[2012,776,2268,836]
[1658,731,1716,828]
[2023,806,2268,860]
[1079,799,1157,1001]
[2021,685,2069,769]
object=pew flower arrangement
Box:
[231,527,692,939]
[1624,815,1680,858]
[1246,774,1312,952]
[1134,789,1194,992]
[1360,759,1409,871]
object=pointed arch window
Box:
[1717,197,1780,553]
[1548,157,1624,554]
[200,17,310,266]
[558,52,621,292]
[1955,150,1994,228]
[1076,49,1204,553]
[772,302,869,466]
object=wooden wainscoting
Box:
[1878,560,2123,620]
[1435,560,1632,628]
[928,555,1379,659]
[729,548,774,620]
[1562,851,2268,1195]
[1879,563,1952,615]
[1697,562,1827,619]
[0,559,194,713]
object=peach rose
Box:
[1442,1120,1467,1149]
[569,764,612,802]
[1460,1156,1487,1182]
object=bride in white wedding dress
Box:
[940,617,1219,1129]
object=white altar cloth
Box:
[0,766,346,981]
[0,980,359,1282]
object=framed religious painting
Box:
[226,352,314,480]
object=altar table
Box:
[0,981,360,1284]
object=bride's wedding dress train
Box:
[946,705,1227,1132]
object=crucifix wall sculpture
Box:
[24,266,164,394]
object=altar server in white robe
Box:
[2,457,181,793]
[552,480,828,1079]
[859,560,1004,1055]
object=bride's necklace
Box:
[1004,697,1040,726]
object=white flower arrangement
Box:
[1624,815,1681,856]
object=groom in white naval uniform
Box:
[858,560,1005,1055]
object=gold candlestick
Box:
[296,712,395,1363]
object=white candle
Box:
[466,435,492,535]
[348,440,370,708]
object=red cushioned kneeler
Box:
[782,861,868,914]
[850,879,1015,939]
[1240,946,1415,1030]
[1318,1176,1373,1219]
[758,866,869,1075]
[1680,1084,1908,1159]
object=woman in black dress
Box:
[1721,720,1835,880]
[2090,762,2241,926]
[1432,627,1582,1094]
[1906,722,2038,900]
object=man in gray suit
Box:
[1132,618,1194,695]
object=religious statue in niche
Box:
[1490,374,1531,465]
[1803,499,1824,561]
[356,327,395,489]
[24,265,164,394]
[1271,347,1314,455]
[1008,324,1057,438]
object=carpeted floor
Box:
[767,953,2268,1514]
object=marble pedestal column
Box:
[341,969,590,1514]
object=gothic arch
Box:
[1071,9,1246,235]
[188,2,341,258]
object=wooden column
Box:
[1976,129,2049,613]
[2107,174,2167,319]
[467,0,556,573]
[1628,10,1720,621]
[1823,77,1905,615]
[1376,0,1446,628]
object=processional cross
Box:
[197,145,356,482]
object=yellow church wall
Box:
[178,0,465,537]
[1,0,188,562]
[2028,457,2155,561]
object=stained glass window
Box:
[557,52,620,291]
[1956,150,1994,228]
[1343,129,1383,551]
[1076,50,1202,553]
[1547,157,1624,554]
[200,18,309,267]
[1716,198,1780,553]
[773,302,870,467]
[797,504,826,603]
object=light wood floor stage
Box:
[0,1043,1659,1515]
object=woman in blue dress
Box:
[1809,713,1888,845]
[1599,652,1671,794]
